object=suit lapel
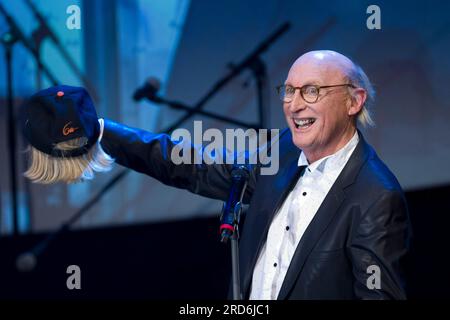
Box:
[277,132,371,299]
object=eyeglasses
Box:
[276,83,356,103]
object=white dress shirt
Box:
[249,131,359,300]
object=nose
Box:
[287,90,307,113]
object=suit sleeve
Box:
[349,191,411,299]
[99,119,259,203]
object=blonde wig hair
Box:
[24,119,115,184]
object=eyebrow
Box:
[284,81,320,87]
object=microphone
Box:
[220,165,250,243]
[132,77,161,102]
[15,226,66,272]
[16,252,37,272]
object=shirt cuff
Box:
[98,118,104,142]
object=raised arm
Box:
[100,119,260,204]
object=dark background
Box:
[1,184,449,299]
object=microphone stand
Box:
[220,166,249,300]
[249,57,268,129]
[16,170,128,271]
[24,0,100,103]
[149,96,260,129]
[225,202,244,300]
[158,22,290,132]
[0,4,59,86]
[1,28,19,236]
[0,3,60,236]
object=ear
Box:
[347,88,366,116]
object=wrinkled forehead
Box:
[286,53,352,85]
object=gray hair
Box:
[346,63,376,128]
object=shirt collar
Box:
[297,131,359,174]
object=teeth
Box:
[294,118,315,127]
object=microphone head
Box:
[146,77,161,91]
[16,252,37,272]
[133,77,161,101]
[231,165,250,180]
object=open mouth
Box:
[293,117,316,130]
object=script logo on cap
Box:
[63,122,79,136]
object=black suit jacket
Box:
[101,119,410,300]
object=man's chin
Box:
[292,135,310,151]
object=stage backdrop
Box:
[0,0,449,234]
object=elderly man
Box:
[245,50,410,299]
[102,50,410,300]
[22,50,410,299]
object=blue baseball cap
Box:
[20,85,100,157]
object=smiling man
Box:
[282,51,369,162]
[21,50,410,300]
[247,50,410,299]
